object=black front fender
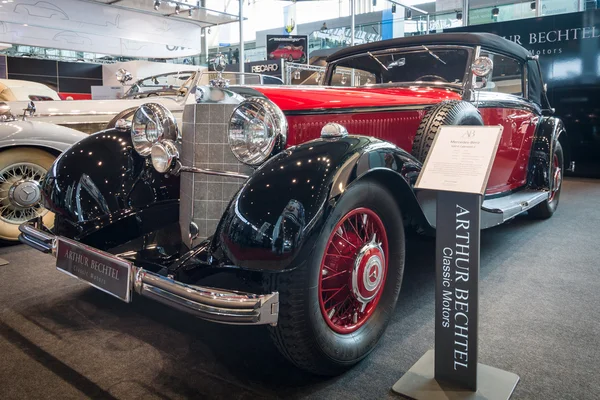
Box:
[41,128,180,250]
[211,136,424,272]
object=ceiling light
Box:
[492,7,499,17]
[154,0,161,11]
[188,8,193,17]
[208,27,211,34]
[175,4,180,14]
[530,1,536,10]
[456,10,462,20]
[405,8,412,20]
[391,4,396,14]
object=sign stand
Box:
[391,126,519,400]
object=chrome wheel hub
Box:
[549,154,562,202]
[352,235,385,312]
[0,162,47,224]
[8,179,41,208]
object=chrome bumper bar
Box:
[18,223,279,326]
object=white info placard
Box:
[415,125,503,195]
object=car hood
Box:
[0,120,88,152]
[248,86,462,112]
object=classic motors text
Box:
[440,204,472,371]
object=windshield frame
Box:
[324,45,475,92]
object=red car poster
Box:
[266,35,308,64]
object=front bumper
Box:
[18,222,279,325]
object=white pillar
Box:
[462,0,469,26]
[351,0,355,46]
[239,0,244,76]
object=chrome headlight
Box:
[131,103,178,156]
[228,97,287,166]
[151,140,178,173]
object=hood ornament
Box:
[210,53,230,88]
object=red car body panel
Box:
[480,108,538,194]
[285,110,427,151]
[251,86,462,111]
[250,86,537,196]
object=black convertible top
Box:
[327,33,531,63]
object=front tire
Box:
[0,148,55,242]
[529,141,563,219]
[267,180,405,375]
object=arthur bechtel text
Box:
[440,204,471,371]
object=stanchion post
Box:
[391,125,519,400]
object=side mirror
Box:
[116,68,133,85]
[472,56,493,89]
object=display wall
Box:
[448,9,600,176]
[7,57,102,99]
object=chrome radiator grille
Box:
[180,103,252,247]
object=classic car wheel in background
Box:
[529,141,564,219]
[266,180,405,375]
[0,148,55,242]
[411,100,484,162]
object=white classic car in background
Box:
[0,102,87,242]
[0,79,62,102]
[2,70,283,134]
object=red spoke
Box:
[324,285,348,304]
[348,216,362,239]
[322,270,349,281]
[326,295,351,314]
[323,264,336,272]
[321,287,345,292]
[330,240,343,255]
[326,253,355,260]
[335,231,358,249]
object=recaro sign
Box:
[251,63,279,73]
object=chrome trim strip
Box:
[29,111,120,118]
[179,165,250,179]
[19,223,54,243]
[284,104,432,116]
[472,92,541,114]
[18,223,278,325]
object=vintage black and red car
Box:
[19,33,567,375]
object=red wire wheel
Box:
[318,207,389,334]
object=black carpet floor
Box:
[1,178,599,400]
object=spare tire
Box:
[411,101,483,162]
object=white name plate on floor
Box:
[415,126,503,195]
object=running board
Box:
[481,190,549,229]
[416,189,549,230]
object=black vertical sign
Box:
[434,191,481,390]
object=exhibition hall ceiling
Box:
[81,0,239,26]
[0,0,239,58]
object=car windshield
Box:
[328,47,470,87]
[125,71,195,96]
